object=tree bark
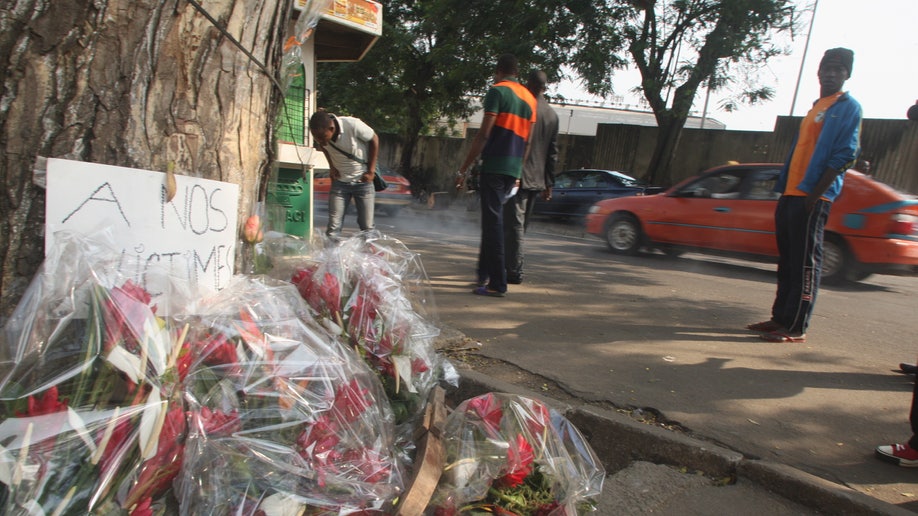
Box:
[644,112,686,186]
[0,0,289,319]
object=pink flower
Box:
[296,415,341,460]
[97,417,134,476]
[19,386,68,417]
[102,281,156,353]
[123,408,186,508]
[333,379,371,424]
[467,393,502,437]
[318,272,342,319]
[129,497,153,516]
[496,434,535,488]
[192,407,241,436]
[243,215,264,243]
[197,332,238,367]
[341,448,392,484]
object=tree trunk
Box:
[0,0,289,319]
[644,112,688,186]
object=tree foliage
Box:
[316,0,625,186]
[317,0,797,187]
[573,0,798,184]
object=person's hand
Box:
[805,193,818,213]
[455,170,466,190]
[362,171,373,183]
[542,187,552,201]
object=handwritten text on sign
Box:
[45,158,240,293]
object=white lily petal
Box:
[142,318,168,376]
[21,463,40,482]
[258,492,305,516]
[21,498,47,516]
[392,355,417,393]
[138,390,162,459]
[0,444,13,485]
[66,407,97,455]
[106,345,142,383]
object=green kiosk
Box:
[269,0,382,239]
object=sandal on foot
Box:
[473,286,506,297]
[760,330,806,343]
[747,320,783,332]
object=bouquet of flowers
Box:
[291,232,453,429]
[0,232,408,515]
[429,393,605,516]
[0,232,193,515]
[175,275,405,515]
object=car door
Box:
[566,170,618,216]
[535,170,581,217]
[721,167,781,256]
[646,170,746,249]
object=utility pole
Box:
[789,0,819,116]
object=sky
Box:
[551,0,918,132]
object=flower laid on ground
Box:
[429,393,606,515]
[176,275,404,515]
[0,269,187,515]
[290,232,451,429]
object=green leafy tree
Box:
[572,0,797,185]
[316,0,622,189]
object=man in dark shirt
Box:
[503,70,559,284]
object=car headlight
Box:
[588,205,601,214]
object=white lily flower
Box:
[141,318,168,376]
[138,390,163,459]
[392,355,417,393]
[67,407,97,455]
[106,345,143,384]
[258,492,306,516]
[0,444,13,485]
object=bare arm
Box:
[362,133,380,182]
[456,114,497,188]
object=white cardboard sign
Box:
[45,158,239,293]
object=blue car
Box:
[532,169,662,218]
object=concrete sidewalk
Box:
[440,339,910,515]
[388,202,916,515]
[327,201,918,513]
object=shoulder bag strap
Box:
[326,140,367,166]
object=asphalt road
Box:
[317,198,918,511]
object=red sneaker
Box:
[875,443,918,467]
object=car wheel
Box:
[821,234,850,285]
[605,213,643,255]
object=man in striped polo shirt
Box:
[457,54,537,297]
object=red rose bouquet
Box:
[429,393,605,515]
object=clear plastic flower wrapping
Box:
[0,229,602,515]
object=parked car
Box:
[532,169,663,218]
[313,165,412,215]
[584,163,918,284]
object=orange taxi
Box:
[584,163,918,283]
